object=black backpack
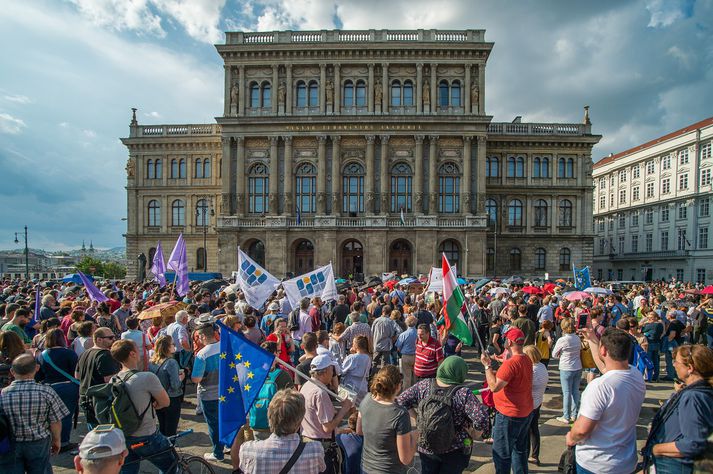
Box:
[287,307,301,331]
[86,370,152,436]
[416,380,461,454]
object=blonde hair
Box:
[561,318,575,334]
[150,335,173,365]
[523,344,542,364]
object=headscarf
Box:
[436,355,468,385]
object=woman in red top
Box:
[265,318,294,366]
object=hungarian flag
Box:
[442,253,473,345]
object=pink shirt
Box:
[300,380,335,439]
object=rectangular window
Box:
[701,169,712,187]
[599,239,605,255]
[647,182,655,198]
[599,195,606,209]
[677,228,688,250]
[679,173,688,190]
[610,175,615,186]
[646,233,653,252]
[661,179,670,195]
[619,189,626,204]
[633,187,640,201]
[662,155,671,170]
[676,269,684,281]
[598,219,605,232]
[661,207,669,222]
[702,143,712,160]
[661,231,668,250]
[631,212,639,227]
[697,269,706,284]
[608,217,614,231]
[600,177,606,189]
[617,269,624,281]
[618,214,626,228]
[633,166,640,179]
[645,208,654,225]
[678,203,687,220]
[597,269,603,281]
[699,227,709,249]
[700,198,710,217]
[631,235,638,253]
[619,170,627,183]
[646,160,655,174]
[618,235,625,254]
[610,193,615,207]
[678,149,689,165]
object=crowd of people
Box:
[0,276,712,473]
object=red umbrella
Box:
[384,280,398,290]
[701,286,713,295]
[521,286,542,295]
[543,283,557,294]
[563,291,592,301]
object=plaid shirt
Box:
[341,322,371,351]
[240,433,325,474]
[0,379,69,441]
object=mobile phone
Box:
[93,424,116,432]
[577,314,587,330]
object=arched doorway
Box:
[389,239,412,275]
[341,240,363,278]
[438,239,461,272]
[245,239,265,267]
[294,239,314,275]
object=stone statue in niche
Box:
[366,192,375,212]
[463,193,471,213]
[221,194,230,214]
[415,192,424,210]
[125,157,135,178]
[278,81,286,106]
[374,80,383,104]
[423,80,430,105]
[470,83,479,108]
[325,80,334,105]
[284,193,293,213]
[380,193,389,213]
[332,193,340,213]
[269,193,278,211]
[230,82,239,107]
[317,192,326,207]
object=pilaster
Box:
[269,136,279,213]
[366,135,376,214]
[317,135,327,214]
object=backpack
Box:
[0,411,12,455]
[86,370,152,436]
[632,344,654,381]
[249,369,281,430]
[416,380,461,454]
[287,307,301,332]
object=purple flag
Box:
[167,233,189,297]
[78,271,109,302]
[32,284,41,323]
[150,241,167,287]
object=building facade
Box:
[592,117,713,283]
[123,29,600,280]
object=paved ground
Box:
[53,349,671,473]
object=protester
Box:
[149,335,184,436]
[265,318,294,366]
[120,317,151,371]
[523,345,548,466]
[552,318,583,424]
[414,323,444,380]
[191,322,224,461]
[395,315,418,389]
[76,327,120,426]
[334,312,372,354]
[1,307,32,346]
[511,304,537,346]
[371,308,402,368]
[73,425,128,474]
[341,335,372,404]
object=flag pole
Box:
[463,298,486,351]
[273,357,344,401]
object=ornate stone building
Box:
[123,29,600,280]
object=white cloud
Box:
[153,0,226,43]
[666,45,693,68]
[254,0,336,31]
[144,111,162,118]
[3,94,32,104]
[0,113,26,134]
[645,0,692,27]
[82,128,97,138]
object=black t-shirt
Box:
[296,357,314,381]
[665,319,686,345]
[331,304,350,324]
[526,304,540,322]
[77,348,120,397]
[38,347,79,384]
[415,310,433,327]
[488,326,502,354]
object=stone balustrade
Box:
[227,29,485,45]
[217,215,487,229]
[129,124,221,138]
[488,123,589,136]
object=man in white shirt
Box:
[566,327,646,474]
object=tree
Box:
[76,256,104,276]
[103,262,127,279]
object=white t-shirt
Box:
[552,333,582,371]
[576,366,646,474]
[531,362,548,409]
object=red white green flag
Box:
[442,253,473,345]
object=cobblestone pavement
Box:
[52,348,671,473]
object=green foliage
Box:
[75,257,126,279]
[103,261,127,279]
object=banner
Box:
[236,248,281,310]
[573,265,592,291]
[426,265,456,293]
[282,263,338,308]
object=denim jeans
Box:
[646,342,661,381]
[664,340,678,379]
[654,455,694,474]
[420,449,471,474]
[576,463,596,474]
[122,429,177,474]
[0,437,52,474]
[560,369,582,419]
[201,399,224,459]
[492,411,531,474]
[50,381,79,444]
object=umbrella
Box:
[543,283,557,295]
[398,277,418,285]
[489,287,511,296]
[457,277,468,285]
[474,278,491,290]
[555,278,567,283]
[563,291,592,301]
[504,276,524,285]
[335,278,348,284]
[701,286,713,295]
[200,278,229,294]
[359,276,383,291]
[137,301,186,320]
[223,284,240,296]
[62,273,93,284]
[521,286,543,295]
[584,287,612,295]
[384,280,398,290]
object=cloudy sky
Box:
[0,0,711,251]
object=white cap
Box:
[79,426,126,460]
[268,302,280,311]
[310,354,337,371]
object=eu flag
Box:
[573,265,592,291]
[217,321,275,446]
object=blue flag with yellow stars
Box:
[573,265,592,291]
[217,320,275,446]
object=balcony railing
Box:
[129,124,220,138]
[226,29,485,45]
[217,215,487,229]
[608,250,689,261]
[488,123,588,136]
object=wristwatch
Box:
[484,365,491,371]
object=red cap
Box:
[505,327,526,345]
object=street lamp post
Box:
[196,199,214,272]
[14,225,29,280]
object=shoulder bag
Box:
[42,350,80,385]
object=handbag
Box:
[580,341,596,369]
[42,350,80,385]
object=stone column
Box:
[272,66,279,115]
[283,136,293,215]
[236,137,245,215]
[430,64,437,113]
[334,65,340,115]
[220,137,232,214]
[223,66,231,116]
[478,62,485,114]
[238,65,245,116]
[382,63,389,113]
[462,136,472,215]
[269,137,279,213]
[365,135,376,214]
[286,65,293,115]
[429,136,438,214]
[464,63,471,114]
[368,64,375,113]
[320,64,326,114]
[476,135,487,214]
[317,135,327,214]
[331,136,341,215]
[414,135,424,215]
[416,63,423,114]
[379,135,390,214]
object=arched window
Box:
[342,162,365,214]
[147,200,160,227]
[391,80,401,106]
[248,163,269,214]
[403,80,414,106]
[196,199,209,226]
[439,240,460,270]
[355,80,366,107]
[535,248,546,270]
[559,157,574,178]
[567,158,574,178]
[296,81,307,107]
[194,159,203,178]
[541,157,550,177]
[438,80,449,108]
[534,199,548,227]
[486,156,499,177]
[533,157,541,178]
[203,158,211,178]
[559,199,573,227]
[196,248,206,271]
[450,80,461,107]
[510,248,522,271]
[249,82,260,108]
[171,199,185,226]
[516,157,524,177]
[438,162,460,213]
[486,198,498,226]
[179,159,186,178]
[390,163,413,213]
[559,248,571,271]
[247,240,265,267]
[308,81,319,107]
[171,159,179,178]
[148,247,156,264]
[486,248,495,272]
[343,80,354,106]
[295,162,317,214]
[146,159,154,179]
[261,81,271,108]
[508,199,523,226]
[154,159,162,179]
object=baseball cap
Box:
[505,327,526,345]
[268,302,280,311]
[79,425,126,460]
[310,354,337,371]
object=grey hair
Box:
[349,312,360,322]
[175,310,188,323]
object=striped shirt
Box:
[0,379,69,441]
[240,433,325,474]
[414,336,443,378]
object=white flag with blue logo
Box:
[237,248,281,310]
[282,263,338,308]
